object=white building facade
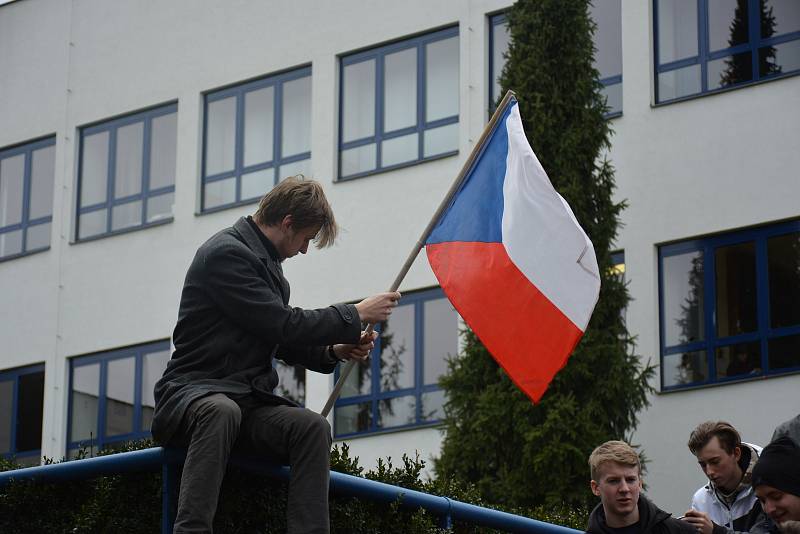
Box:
[0,0,798,515]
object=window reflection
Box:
[379,304,415,392]
[71,363,100,443]
[664,350,707,386]
[716,342,761,379]
[16,371,44,452]
[715,242,757,337]
[378,396,416,429]
[106,357,135,437]
[142,350,170,431]
[423,298,458,385]
[0,380,12,453]
[768,232,800,328]
[275,360,305,405]
[769,334,800,370]
[663,251,705,346]
[335,402,371,435]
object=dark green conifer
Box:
[435,0,654,508]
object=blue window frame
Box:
[659,219,800,391]
[654,0,800,103]
[76,104,177,241]
[0,364,45,466]
[0,136,55,261]
[338,26,460,180]
[67,340,170,455]
[202,67,312,212]
[489,3,622,116]
[333,288,459,438]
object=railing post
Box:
[161,459,178,534]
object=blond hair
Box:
[253,175,338,248]
[589,440,641,481]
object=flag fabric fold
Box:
[425,97,600,403]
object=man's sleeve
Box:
[277,345,339,374]
[199,244,361,346]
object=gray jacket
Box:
[151,217,361,444]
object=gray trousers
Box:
[172,393,332,534]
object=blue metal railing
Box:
[0,447,581,534]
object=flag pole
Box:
[320,90,517,418]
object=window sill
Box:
[73,217,174,244]
[336,150,459,183]
[333,420,443,441]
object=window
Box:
[274,360,305,406]
[338,27,459,180]
[0,137,55,261]
[67,340,170,456]
[0,364,45,466]
[76,104,177,241]
[654,0,800,103]
[659,220,800,390]
[333,288,459,437]
[489,4,622,115]
[202,67,312,212]
[610,250,627,325]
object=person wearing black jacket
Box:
[152,177,400,534]
[587,440,695,534]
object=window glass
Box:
[78,209,107,240]
[715,242,757,337]
[240,168,272,201]
[146,192,174,224]
[423,122,458,157]
[282,76,312,157]
[768,334,800,370]
[335,402,371,434]
[16,371,44,452]
[340,144,376,177]
[658,64,702,100]
[275,360,305,405]
[657,0,699,63]
[111,200,143,232]
[764,0,800,36]
[762,40,800,77]
[425,36,459,122]
[709,0,748,52]
[380,304,415,392]
[278,158,311,181]
[342,60,376,143]
[105,357,135,437]
[205,96,237,176]
[382,133,418,168]
[71,363,100,442]
[491,17,511,107]
[81,132,109,207]
[0,154,24,226]
[709,52,754,89]
[378,395,416,429]
[26,223,51,250]
[29,145,55,220]
[149,112,178,190]
[0,380,11,453]
[716,342,761,379]
[0,230,22,257]
[244,86,275,167]
[423,297,458,385]
[768,232,800,328]
[204,177,237,210]
[421,390,446,422]
[114,122,144,198]
[590,0,622,79]
[663,350,708,387]
[341,356,371,398]
[663,250,705,347]
[384,48,417,132]
[141,350,169,431]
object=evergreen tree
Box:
[435,0,653,509]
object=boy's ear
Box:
[590,479,601,497]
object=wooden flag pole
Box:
[320,90,517,418]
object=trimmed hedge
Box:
[0,440,588,533]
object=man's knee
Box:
[295,409,332,446]
[191,394,242,433]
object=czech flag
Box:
[425,96,601,403]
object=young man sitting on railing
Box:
[151,176,400,534]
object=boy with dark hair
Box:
[587,440,694,534]
[753,437,800,533]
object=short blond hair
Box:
[589,440,641,481]
[253,175,338,248]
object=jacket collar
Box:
[232,217,288,301]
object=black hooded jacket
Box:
[587,495,696,534]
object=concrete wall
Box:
[1,0,798,516]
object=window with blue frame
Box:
[489,3,622,116]
[333,288,459,437]
[202,67,312,212]
[338,27,459,180]
[659,220,800,390]
[76,104,177,241]
[274,360,305,406]
[0,137,55,261]
[68,340,170,456]
[0,364,45,466]
[654,0,800,103]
